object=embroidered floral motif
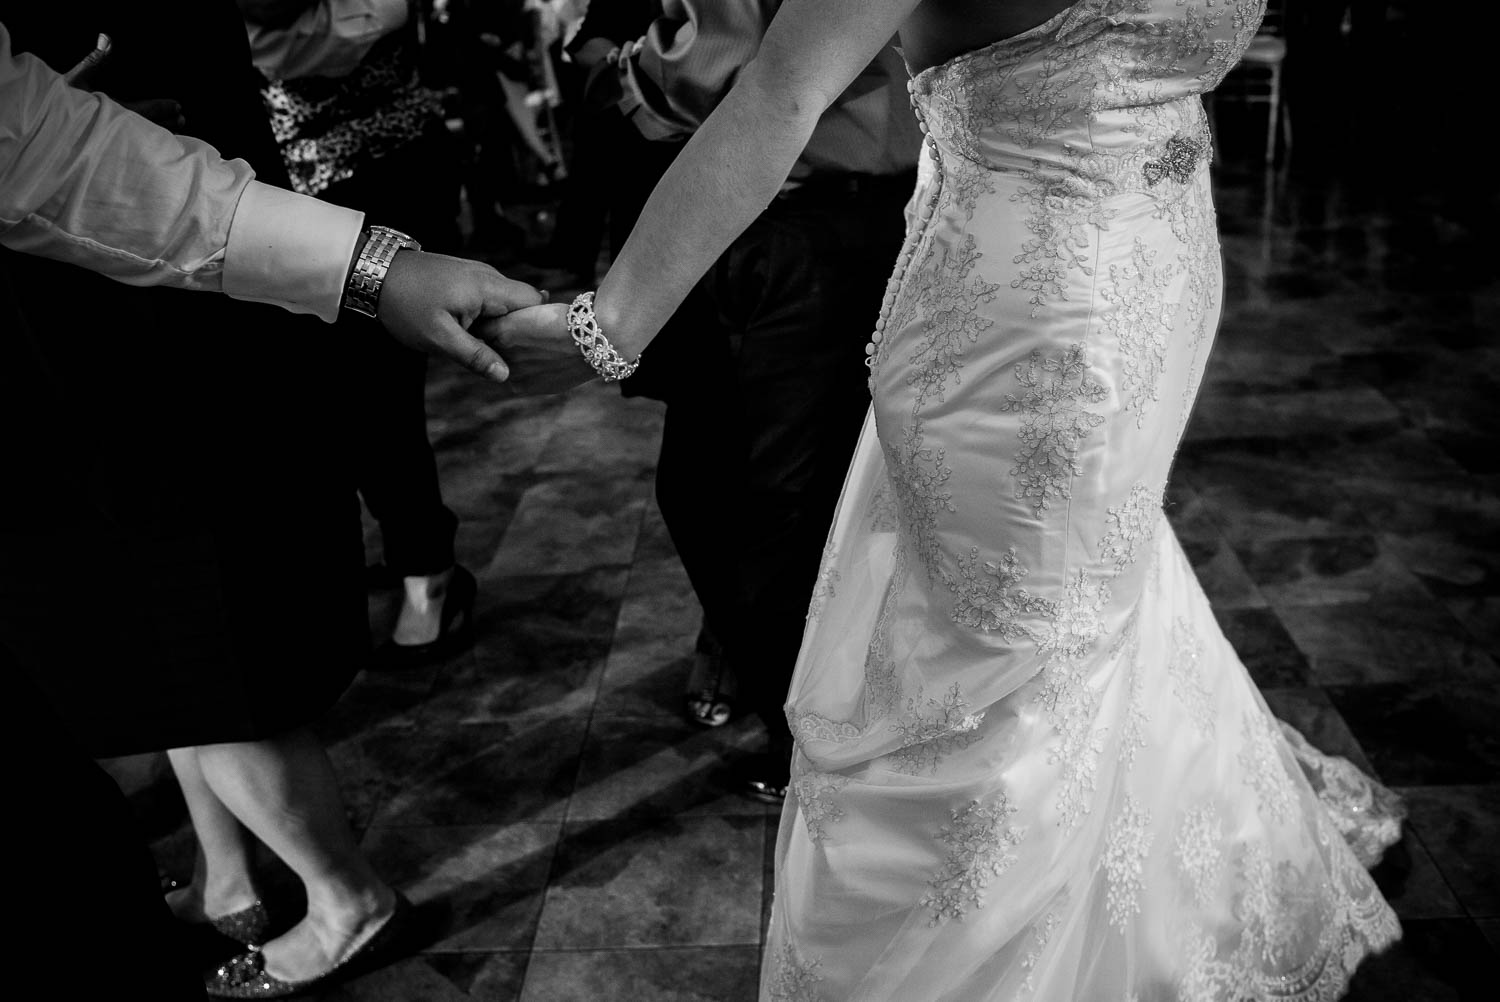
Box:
[1168,617,1216,737]
[1238,710,1296,824]
[1034,571,1111,830]
[1104,795,1155,931]
[891,683,985,775]
[1101,238,1175,426]
[921,796,1026,924]
[885,422,956,576]
[863,539,909,720]
[792,709,863,746]
[1011,177,1116,317]
[868,476,901,533]
[905,234,1002,410]
[1002,344,1109,517]
[1118,625,1149,769]
[949,546,1057,637]
[794,770,851,844]
[806,538,841,623]
[1173,803,1225,908]
[1099,482,1163,571]
[768,943,825,1002]
[1016,904,1065,1000]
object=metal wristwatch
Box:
[341,225,421,318]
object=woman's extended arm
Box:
[486,0,921,391]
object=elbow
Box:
[735,53,834,131]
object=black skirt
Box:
[0,0,371,757]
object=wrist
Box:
[341,225,421,318]
[593,289,649,360]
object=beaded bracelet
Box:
[567,291,641,382]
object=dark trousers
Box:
[322,131,461,576]
[643,173,912,750]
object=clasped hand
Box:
[376,253,596,395]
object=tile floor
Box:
[112,33,1496,1002]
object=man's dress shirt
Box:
[0,23,362,322]
[616,0,921,180]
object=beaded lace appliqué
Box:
[949,546,1057,637]
[1168,616,1216,737]
[891,683,985,775]
[1104,795,1155,931]
[885,422,956,576]
[1102,238,1176,426]
[904,234,1002,409]
[1035,571,1112,830]
[921,796,1027,925]
[768,944,825,1002]
[1001,344,1109,518]
[1100,483,1164,571]
[1238,710,1297,824]
[793,770,851,845]
[1174,803,1225,908]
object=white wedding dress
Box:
[762,2,1402,999]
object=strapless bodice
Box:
[910,0,1266,193]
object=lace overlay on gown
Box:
[763,2,1400,999]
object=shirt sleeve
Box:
[0,23,363,322]
[617,0,774,141]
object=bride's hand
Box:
[475,302,598,396]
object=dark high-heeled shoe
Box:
[683,627,737,728]
[383,566,476,664]
[204,894,413,999]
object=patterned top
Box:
[262,31,442,196]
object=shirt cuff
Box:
[222,180,364,323]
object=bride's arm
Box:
[488,0,920,390]
[599,0,921,358]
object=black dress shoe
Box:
[735,752,790,805]
[381,566,477,665]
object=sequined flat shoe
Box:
[204,894,412,999]
[163,878,274,946]
[209,900,274,947]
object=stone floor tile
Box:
[567,716,767,820]
[1276,598,1499,687]
[1325,684,1500,787]
[355,719,589,826]
[1236,534,1433,608]
[1400,786,1500,919]
[417,570,628,724]
[533,816,765,949]
[362,823,559,952]
[534,384,666,476]
[519,946,760,1002]
[1368,828,1469,922]
[1260,687,1373,772]
[1214,609,1313,688]
[595,558,703,720]
[327,956,476,1002]
[1344,918,1496,1002]
[425,953,531,1002]
[488,474,652,576]
[1179,536,1268,609]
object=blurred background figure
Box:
[608,2,923,801]
[241,0,476,661]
